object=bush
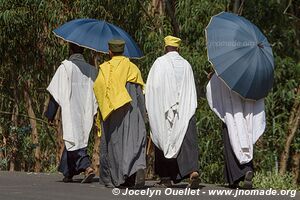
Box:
[253,170,300,190]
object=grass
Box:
[253,170,300,191]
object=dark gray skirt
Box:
[222,123,254,185]
[99,82,147,187]
[58,147,91,178]
[154,115,199,183]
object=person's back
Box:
[68,54,98,142]
[94,54,144,121]
[160,51,190,92]
[206,73,265,189]
[94,39,147,188]
[145,36,199,189]
[45,43,97,183]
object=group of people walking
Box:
[45,35,266,190]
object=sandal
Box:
[188,172,200,189]
[134,169,145,189]
[242,171,253,189]
[81,167,95,183]
[62,176,73,183]
[154,178,172,188]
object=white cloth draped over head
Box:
[47,54,98,151]
[206,74,266,164]
[145,51,197,159]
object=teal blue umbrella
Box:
[53,19,143,58]
[205,12,274,100]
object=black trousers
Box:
[58,147,91,178]
[45,95,91,178]
[222,123,254,185]
[154,116,199,183]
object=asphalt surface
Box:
[0,171,298,200]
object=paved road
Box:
[0,171,298,200]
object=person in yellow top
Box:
[94,40,144,121]
[94,39,147,188]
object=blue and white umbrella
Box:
[53,18,143,58]
[206,12,274,100]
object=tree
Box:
[0,0,299,186]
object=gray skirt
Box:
[222,123,254,185]
[58,147,91,178]
[99,82,147,187]
[154,116,199,183]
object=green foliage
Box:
[254,56,300,172]
[197,99,224,184]
[253,170,300,190]
[0,156,8,169]
[0,0,299,189]
[243,0,300,60]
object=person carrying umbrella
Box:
[93,39,147,188]
[205,12,274,189]
[145,36,200,188]
[206,73,265,189]
[45,42,98,183]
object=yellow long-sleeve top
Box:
[94,56,145,122]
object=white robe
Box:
[206,74,266,164]
[145,52,197,159]
[47,55,98,151]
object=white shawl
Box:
[145,52,197,158]
[206,74,266,164]
[47,58,98,151]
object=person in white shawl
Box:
[206,73,266,189]
[145,36,199,188]
[45,43,98,183]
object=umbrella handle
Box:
[207,71,215,79]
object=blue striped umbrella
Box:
[53,18,143,58]
[205,12,274,100]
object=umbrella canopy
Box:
[53,18,143,58]
[205,12,274,100]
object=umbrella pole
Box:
[146,134,152,156]
[93,53,99,68]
